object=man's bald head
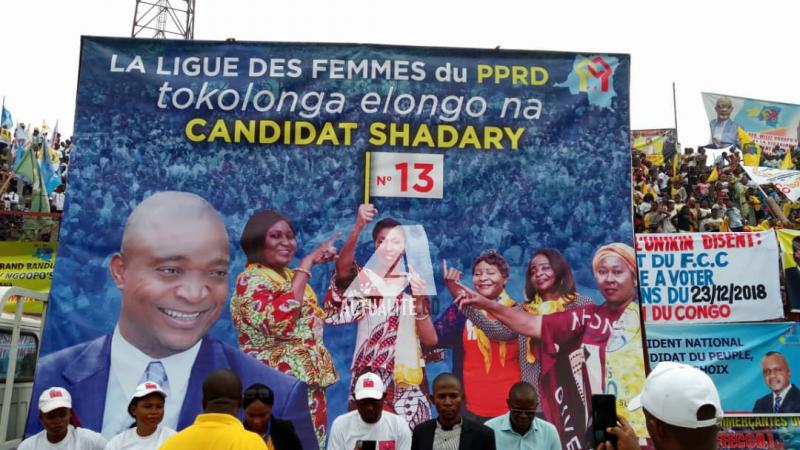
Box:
[202,369,242,415]
[715,97,734,121]
[509,381,538,403]
[110,191,231,359]
[121,191,226,252]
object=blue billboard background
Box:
[40,37,632,437]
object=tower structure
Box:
[131,0,195,39]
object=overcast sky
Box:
[1,0,797,147]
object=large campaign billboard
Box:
[29,37,639,450]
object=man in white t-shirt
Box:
[18,387,107,450]
[51,189,65,212]
[327,372,412,450]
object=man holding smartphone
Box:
[484,382,560,450]
[327,373,412,450]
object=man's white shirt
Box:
[327,410,411,450]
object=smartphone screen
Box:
[592,394,618,447]
[357,440,377,450]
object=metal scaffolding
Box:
[131,0,195,40]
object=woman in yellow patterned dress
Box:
[231,210,338,448]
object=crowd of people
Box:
[632,144,800,234]
[25,362,723,450]
[0,122,72,240]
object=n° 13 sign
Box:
[369,152,444,199]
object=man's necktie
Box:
[774,395,783,413]
[140,361,170,395]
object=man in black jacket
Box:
[411,373,495,450]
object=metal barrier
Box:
[0,288,48,449]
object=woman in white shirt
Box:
[105,382,176,450]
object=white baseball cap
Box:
[354,372,385,400]
[629,362,723,428]
[131,381,167,402]
[39,387,72,413]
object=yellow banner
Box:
[777,229,800,268]
[631,128,676,167]
[0,241,57,293]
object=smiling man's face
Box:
[112,216,230,358]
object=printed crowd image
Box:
[21,37,644,450]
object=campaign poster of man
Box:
[29,37,642,450]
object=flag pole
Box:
[363,151,371,204]
[672,82,679,145]
[0,172,11,197]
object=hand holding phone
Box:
[592,394,617,448]
[594,415,640,450]
[356,440,377,450]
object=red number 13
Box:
[395,162,435,193]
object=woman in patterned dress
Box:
[324,204,438,429]
[231,210,339,448]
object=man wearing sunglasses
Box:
[484,382,560,450]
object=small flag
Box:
[738,127,762,167]
[672,152,680,176]
[0,106,12,129]
[12,145,36,184]
[781,150,795,170]
[707,167,719,183]
[39,136,62,195]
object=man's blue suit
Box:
[752,384,800,414]
[26,334,319,450]
[709,119,739,147]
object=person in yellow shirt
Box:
[159,369,267,450]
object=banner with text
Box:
[743,166,800,203]
[0,241,56,293]
[631,128,677,167]
[29,37,638,450]
[636,232,782,323]
[718,416,800,450]
[647,322,800,415]
[702,92,800,151]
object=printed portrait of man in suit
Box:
[753,351,800,414]
[27,191,318,449]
